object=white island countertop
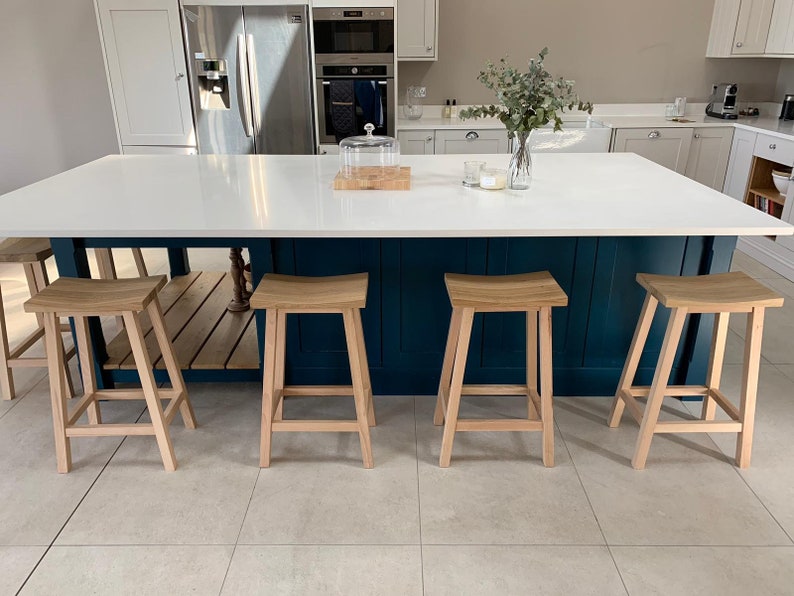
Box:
[0,153,790,239]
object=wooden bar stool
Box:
[608,271,783,470]
[250,273,376,469]
[24,276,198,473]
[434,272,568,468]
[0,238,75,400]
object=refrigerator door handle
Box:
[245,34,262,136]
[237,34,254,137]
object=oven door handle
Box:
[245,34,261,136]
[237,34,254,137]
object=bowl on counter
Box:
[772,170,791,195]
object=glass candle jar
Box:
[479,168,507,190]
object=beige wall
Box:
[0,0,118,196]
[399,0,782,106]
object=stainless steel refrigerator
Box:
[182,4,315,155]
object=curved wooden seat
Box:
[0,238,52,263]
[24,276,167,315]
[250,273,368,311]
[637,271,784,311]
[444,272,568,311]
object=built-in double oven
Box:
[313,7,395,145]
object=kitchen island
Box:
[0,153,789,395]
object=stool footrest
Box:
[163,392,188,425]
[282,385,354,397]
[619,389,645,424]
[93,388,181,401]
[456,419,544,432]
[8,357,49,368]
[708,388,740,421]
[629,385,709,397]
[66,423,155,437]
[461,384,529,396]
[272,420,360,432]
[655,420,743,433]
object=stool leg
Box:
[0,284,15,400]
[539,307,555,467]
[632,307,687,470]
[123,310,177,472]
[260,310,279,468]
[609,293,658,428]
[23,263,44,328]
[343,309,374,469]
[353,309,376,427]
[439,308,475,468]
[736,307,765,468]
[148,300,196,430]
[44,312,72,473]
[132,248,148,277]
[702,312,729,421]
[74,316,101,425]
[95,249,124,332]
[434,308,463,426]
[526,309,539,420]
[273,311,286,422]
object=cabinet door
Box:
[765,0,794,53]
[684,128,734,190]
[97,0,194,146]
[778,188,794,250]
[707,0,742,57]
[733,0,775,54]
[612,128,693,174]
[434,129,509,155]
[398,130,435,155]
[397,0,437,60]
[722,128,757,199]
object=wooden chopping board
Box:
[333,167,411,190]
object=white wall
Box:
[0,0,118,196]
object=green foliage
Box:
[459,48,593,137]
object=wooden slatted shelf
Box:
[103,271,259,372]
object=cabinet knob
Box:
[426,46,433,51]
[770,143,777,150]
[736,41,743,48]
[465,131,480,140]
[176,72,185,80]
[648,130,661,139]
[694,133,701,139]
[425,136,433,143]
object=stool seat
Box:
[24,276,166,315]
[637,271,784,310]
[445,272,568,310]
[250,273,368,310]
[0,238,52,263]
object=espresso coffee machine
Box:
[706,83,739,119]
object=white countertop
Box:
[0,153,789,239]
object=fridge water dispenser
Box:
[196,59,230,110]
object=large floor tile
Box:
[237,396,420,545]
[55,383,262,545]
[0,384,142,546]
[612,546,794,596]
[221,545,423,596]
[732,250,782,280]
[555,397,790,546]
[20,545,233,596]
[423,545,626,596]
[0,546,46,595]
[416,396,604,545]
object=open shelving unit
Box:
[744,157,788,238]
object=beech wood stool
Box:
[608,271,784,470]
[0,238,75,400]
[250,273,376,469]
[434,272,568,468]
[24,275,197,473]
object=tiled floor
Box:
[1,248,793,595]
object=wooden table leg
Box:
[227,247,250,312]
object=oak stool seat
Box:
[434,272,568,468]
[608,271,784,470]
[25,275,197,473]
[250,273,376,468]
[0,238,75,401]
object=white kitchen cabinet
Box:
[434,129,509,155]
[733,0,775,54]
[766,0,794,52]
[95,0,195,147]
[397,0,438,60]
[684,128,734,191]
[723,128,757,199]
[612,128,693,175]
[706,0,794,57]
[398,130,435,155]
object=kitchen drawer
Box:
[434,129,509,154]
[753,133,794,166]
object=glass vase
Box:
[509,131,533,190]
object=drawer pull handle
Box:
[648,130,661,139]
[466,131,480,140]
[770,143,777,150]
